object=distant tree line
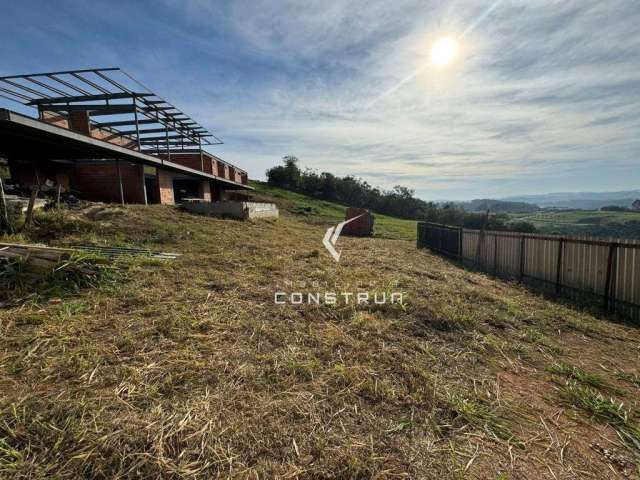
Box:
[460,198,539,214]
[266,156,537,232]
[601,205,630,212]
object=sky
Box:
[1,0,639,200]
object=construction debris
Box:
[0,242,180,261]
[0,242,178,308]
[0,243,78,272]
[72,244,180,260]
[0,243,110,308]
[5,194,47,216]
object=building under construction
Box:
[0,68,251,205]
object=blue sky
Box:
[1,0,639,200]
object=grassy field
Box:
[0,189,639,478]
[251,181,417,242]
[509,209,640,237]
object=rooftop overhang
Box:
[0,109,252,190]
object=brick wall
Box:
[211,183,223,201]
[157,153,217,175]
[159,153,205,172]
[8,160,74,189]
[157,169,175,205]
[41,111,137,149]
[68,111,91,135]
[73,161,145,204]
[41,111,69,129]
[217,162,228,179]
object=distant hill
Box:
[501,190,640,210]
[452,199,539,213]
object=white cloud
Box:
[164,0,640,199]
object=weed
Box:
[548,362,617,392]
[616,370,640,388]
[446,392,516,443]
[560,381,640,454]
[0,252,120,305]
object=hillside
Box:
[251,181,418,242]
[502,190,640,210]
[509,209,640,238]
[456,198,539,214]
[1,187,640,478]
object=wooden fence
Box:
[417,222,640,322]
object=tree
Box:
[266,155,301,189]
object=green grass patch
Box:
[616,371,640,388]
[0,252,121,306]
[560,381,640,455]
[251,181,417,241]
[446,392,518,444]
[548,362,618,392]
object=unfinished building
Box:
[0,68,251,205]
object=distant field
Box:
[508,209,640,237]
[251,181,417,242]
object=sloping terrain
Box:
[1,189,639,479]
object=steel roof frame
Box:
[0,68,223,160]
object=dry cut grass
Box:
[0,197,639,479]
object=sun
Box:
[430,36,458,68]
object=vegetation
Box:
[456,198,539,214]
[508,209,640,238]
[560,381,640,455]
[602,205,631,212]
[0,252,120,306]
[266,156,537,232]
[251,180,417,241]
[0,186,639,478]
[548,362,618,393]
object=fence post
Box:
[493,234,498,275]
[519,235,526,281]
[458,227,463,263]
[555,238,565,294]
[603,242,618,311]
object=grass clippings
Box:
[0,188,639,478]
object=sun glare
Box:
[430,36,458,68]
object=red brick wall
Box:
[41,111,137,149]
[41,111,69,128]
[157,169,175,205]
[217,162,228,179]
[157,153,217,175]
[8,160,74,188]
[160,153,204,172]
[211,183,223,201]
[68,111,91,135]
[73,161,145,204]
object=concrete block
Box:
[183,201,278,220]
